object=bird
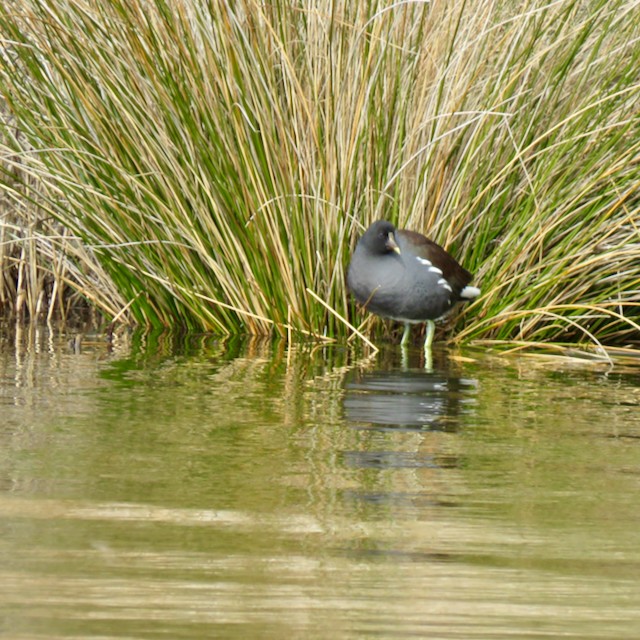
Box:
[347,220,480,352]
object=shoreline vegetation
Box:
[1,0,639,351]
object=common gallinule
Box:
[347,220,480,351]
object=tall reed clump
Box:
[0,0,638,344]
[0,109,128,322]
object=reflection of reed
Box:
[343,450,441,469]
[342,450,459,470]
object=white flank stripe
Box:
[428,266,443,275]
[460,285,481,299]
[416,257,432,266]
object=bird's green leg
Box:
[424,320,435,351]
[400,323,411,347]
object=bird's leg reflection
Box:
[401,342,409,370]
[423,346,433,371]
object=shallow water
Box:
[1,326,640,639]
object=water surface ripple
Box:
[1,329,640,638]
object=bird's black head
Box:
[360,220,400,256]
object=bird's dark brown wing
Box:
[397,229,473,293]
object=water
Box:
[1,326,640,639]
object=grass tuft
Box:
[1,0,638,347]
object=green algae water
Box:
[1,327,640,639]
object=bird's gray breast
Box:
[347,248,403,315]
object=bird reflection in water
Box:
[341,357,478,517]
[344,365,477,435]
